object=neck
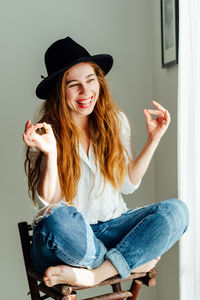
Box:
[70,113,90,137]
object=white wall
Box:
[0,0,179,299]
[153,1,179,300]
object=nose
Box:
[79,83,89,95]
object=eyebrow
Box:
[66,73,95,85]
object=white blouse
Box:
[34,112,141,224]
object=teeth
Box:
[77,98,91,104]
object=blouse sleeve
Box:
[118,111,141,194]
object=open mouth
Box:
[77,97,92,107]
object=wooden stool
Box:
[18,221,157,300]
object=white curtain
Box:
[178,1,200,299]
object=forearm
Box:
[37,152,62,204]
[128,135,160,186]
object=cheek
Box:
[95,83,100,97]
[65,90,75,105]
[65,92,69,105]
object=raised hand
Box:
[143,100,171,143]
[22,120,57,156]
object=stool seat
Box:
[18,221,157,300]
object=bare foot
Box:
[132,256,161,273]
[43,265,96,288]
[43,257,161,289]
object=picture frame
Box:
[160,0,179,68]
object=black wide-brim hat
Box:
[36,37,113,99]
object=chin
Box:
[82,108,95,116]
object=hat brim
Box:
[36,54,113,99]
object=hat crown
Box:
[45,37,90,75]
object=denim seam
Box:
[54,244,82,265]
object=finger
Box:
[147,109,165,117]
[158,112,171,127]
[165,110,170,118]
[157,118,167,127]
[23,132,33,143]
[164,110,171,121]
[43,122,52,133]
[22,133,26,143]
[35,125,46,135]
[143,109,153,123]
[22,133,35,147]
[152,101,167,113]
[24,120,32,132]
[32,123,46,130]
[26,123,44,136]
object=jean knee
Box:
[34,205,81,236]
[158,198,189,234]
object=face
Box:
[65,62,100,123]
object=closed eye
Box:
[69,83,79,88]
[87,78,95,83]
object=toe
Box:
[43,276,49,284]
[43,275,53,287]
[45,266,54,277]
[45,279,54,287]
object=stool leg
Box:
[111,283,127,300]
[111,283,122,292]
[127,279,143,300]
[28,277,41,300]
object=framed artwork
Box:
[160,0,179,68]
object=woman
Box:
[23,37,189,290]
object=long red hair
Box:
[24,62,131,206]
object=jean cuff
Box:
[86,240,107,270]
[106,248,131,279]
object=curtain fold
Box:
[178,1,200,299]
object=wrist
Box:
[147,134,160,147]
[45,150,57,160]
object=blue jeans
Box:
[30,198,189,279]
